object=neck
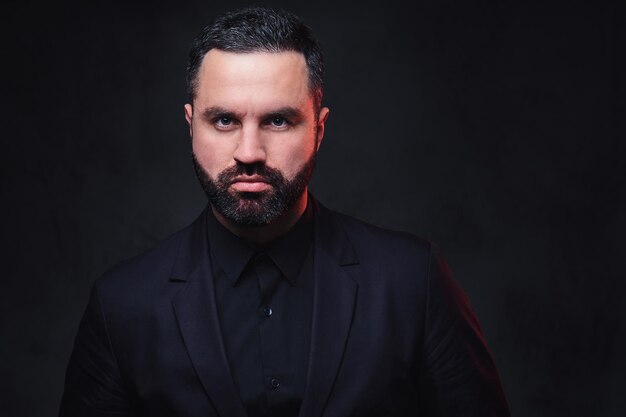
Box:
[212,191,309,246]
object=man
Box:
[60,7,510,417]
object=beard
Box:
[192,152,317,227]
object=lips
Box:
[232,175,269,183]
[230,175,272,192]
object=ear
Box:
[315,106,330,151]
[184,104,193,137]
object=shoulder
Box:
[320,206,434,256]
[317,202,434,272]
[93,210,204,297]
[315,203,443,317]
[335,209,430,251]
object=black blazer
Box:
[60,199,510,416]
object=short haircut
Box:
[186,7,325,112]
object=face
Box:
[185,50,329,226]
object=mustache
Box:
[217,163,286,186]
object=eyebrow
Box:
[200,106,240,122]
[263,106,305,121]
[199,106,305,122]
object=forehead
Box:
[195,50,311,110]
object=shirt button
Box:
[270,378,280,389]
[264,307,273,317]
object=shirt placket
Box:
[254,254,285,414]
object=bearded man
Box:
[59,7,510,417]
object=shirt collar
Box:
[265,202,313,286]
[206,200,314,287]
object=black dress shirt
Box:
[206,204,314,417]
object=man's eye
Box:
[213,116,238,130]
[216,117,233,127]
[271,117,288,127]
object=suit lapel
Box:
[171,209,247,417]
[299,201,359,417]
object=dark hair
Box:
[186,7,324,111]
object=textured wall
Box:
[3,0,625,415]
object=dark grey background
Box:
[3,0,625,416]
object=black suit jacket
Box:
[60,199,510,416]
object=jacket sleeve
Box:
[419,245,510,416]
[59,282,134,417]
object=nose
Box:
[233,125,266,166]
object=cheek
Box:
[191,134,235,177]
[267,139,316,177]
